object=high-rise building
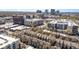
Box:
[44,9,49,14]
[50,9,55,15]
[36,10,42,13]
[55,10,60,15]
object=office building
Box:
[48,19,78,34]
[24,19,44,27]
[50,9,55,15]
[13,15,24,25]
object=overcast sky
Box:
[0,0,79,12]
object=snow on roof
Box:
[10,25,27,30]
[43,29,51,33]
[50,20,57,24]
[68,20,78,26]
[25,19,43,22]
[0,34,19,48]
[0,23,19,28]
[0,34,19,41]
[0,38,7,44]
[27,46,34,49]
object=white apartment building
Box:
[24,19,44,27]
[0,34,20,49]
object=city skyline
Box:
[0,9,79,12]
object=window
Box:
[12,42,16,49]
